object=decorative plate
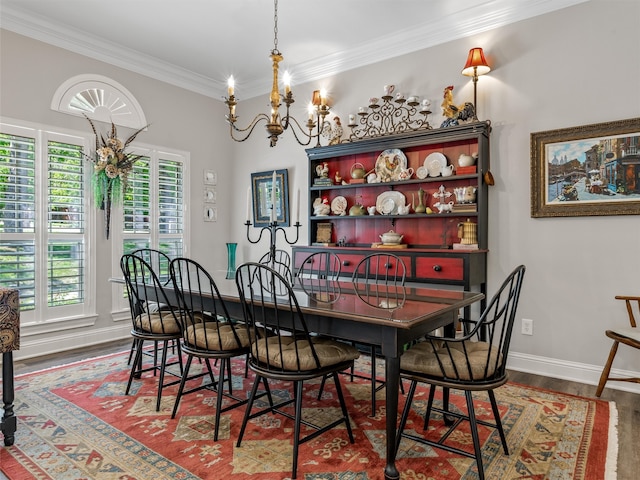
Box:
[376,191,406,215]
[375,149,408,182]
[425,152,447,177]
[416,165,428,179]
[381,198,395,215]
[330,196,347,215]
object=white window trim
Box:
[1,117,97,327]
[51,74,147,130]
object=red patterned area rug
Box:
[1,350,617,480]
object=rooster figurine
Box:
[441,85,457,118]
[440,85,476,127]
[313,197,331,216]
[321,116,343,145]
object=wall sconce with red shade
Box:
[461,47,491,120]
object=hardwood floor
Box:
[7,339,638,479]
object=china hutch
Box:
[292,121,492,311]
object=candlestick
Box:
[271,171,277,222]
[246,186,251,222]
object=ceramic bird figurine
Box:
[321,116,343,145]
[441,85,457,118]
[315,162,329,178]
[313,197,331,216]
[440,85,476,127]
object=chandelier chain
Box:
[272,0,280,55]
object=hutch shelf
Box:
[292,121,492,309]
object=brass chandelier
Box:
[224,0,330,147]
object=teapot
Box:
[379,229,403,245]
[397,204,411,215]
[348,203,367,216]
[350,162,366,179]
[441,164,454,177]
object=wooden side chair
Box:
[169,257,256,440]
[121,254,183,412]
[396,265,525,480]
[259,249,293,286]
[234,262,359,480]
[127,248,174,366]
[295,250,342,301]
[351,253,407,412]
[596,295,640,397]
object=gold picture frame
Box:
[530,117,640,217]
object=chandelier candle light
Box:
[224,0,331,147]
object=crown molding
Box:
[0,6,221,97]
[1,0,588,100]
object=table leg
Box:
[384,355,400,480]
[2,351,17,446]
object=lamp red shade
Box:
[461,48,491,77]
[312,90,322,107]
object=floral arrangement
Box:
[84,114,148,238]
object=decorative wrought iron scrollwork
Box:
[347,95,432,141]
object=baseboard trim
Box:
[508,351,640,395]
[6,324,131,362]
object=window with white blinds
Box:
[121,153,185,254]
[0,123,92,321]
[114,150,187,311]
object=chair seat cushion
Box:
[608,327,640,343]
[252,337,360,371]
[134,313,181,335]
[401,340,502,381]
[185,322,250,351]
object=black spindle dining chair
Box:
[234,262,359,480]
[396,265,526,480]
[121,254,183,412]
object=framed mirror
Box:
[251,169,289,227]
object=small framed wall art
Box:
[251,169,290,227]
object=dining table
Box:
[120,268,484,480]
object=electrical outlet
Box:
[521,318,533,336]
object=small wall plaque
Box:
[204,206,217,222]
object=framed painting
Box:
[530,117,640,217]
[251,169,290,227]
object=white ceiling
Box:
[1,0,588,100]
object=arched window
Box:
[51,74,147,129]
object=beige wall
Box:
[2,0,639,391]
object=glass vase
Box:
[226,242,237,279]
